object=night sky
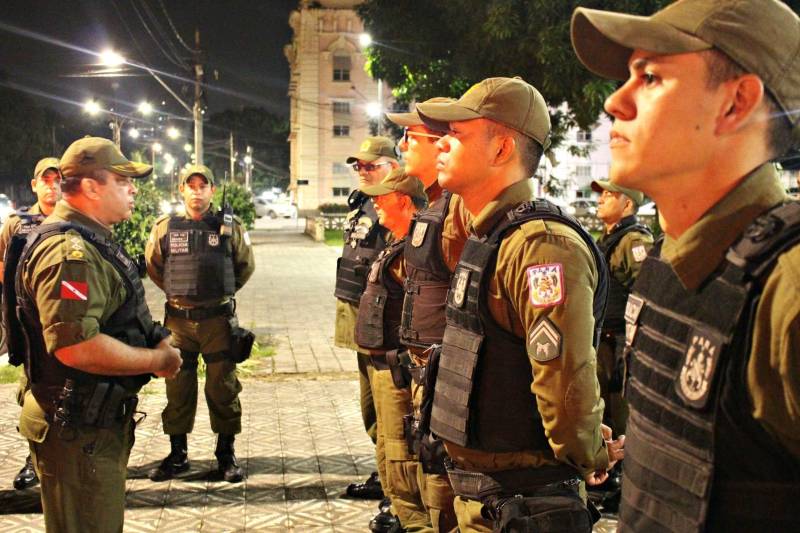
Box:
[0,0,298,119]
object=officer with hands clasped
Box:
[145,163,255,483]
[416,77,624,532]
[571,0,800,530]
[7,137,182,533]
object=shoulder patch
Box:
[632,243,648,262]
[62,230,87,262]
[528,317,562,362]
[526,263,565,307]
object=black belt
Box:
[165,301,233,321]
[446,463,579,501]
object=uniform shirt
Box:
[20,200,127,354]
[660,163,800,460]
[599,215,654,289]
[145,209,255,309]
[0,202,43,261]
[443,179,609,476]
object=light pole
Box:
[359,33,384,135]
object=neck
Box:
[64,197,111,228]
[425,179,443,203]
[459,171,522,217]
[186,206,208,221]
[387,209,415,239]
[38,202,55,216]
[603,219,621,234]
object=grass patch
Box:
[0,364,22,384]
[196,334,277,378]
[325,228,344,247]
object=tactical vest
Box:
[163,213,235,301]
[620,201,800,533]
[334,191,388,304]
[13,206,46,237]
[431,200,608,452]
[597,216,651,333]
[5,222,168,409]
[354,239,406,354]
[400,190,453,350]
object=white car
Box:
[255,198,297,219]
[0,194,14,223]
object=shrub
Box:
[318,202,350,214]
[113,180,165,258]
[212,182,255,230]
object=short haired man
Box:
[0,157,61,491]
[355,169,429,531]
[145,164,255,483]
[8,137,182,532]
[417,77,623,531]
[335,136,399,501]
[572,0,800,530]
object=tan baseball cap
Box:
[361,168,427,207]
[60,137,152,178]
[571,0,800,132]
[416,77,551,148]
[346,136,397,163]
[591,179,645,206]
[33,157,60,180]
[180,164,215,186]
[386,97,455,127]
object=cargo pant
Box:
[161,314,242,435]
[596,333,628,436]
[20,391,134,533]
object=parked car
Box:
[567,199,597,216]
[255,197,297,219]
[638,201,657,216]
[0,194,13,224]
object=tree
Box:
[113,179,166,259]
[212,182,256,230]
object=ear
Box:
[80,177,101,200]
[30,178,37,192]
[716,74,765,136]
[179,182,185,194]
[491,135,516,167]
[210,185,217,194]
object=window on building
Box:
[576,129,592,143]
[333,125,350,137]
[333,53,351,82]
[333,187,350,197]
[575,165,592,178]
[332,163,349,174]
[333,101,351,114]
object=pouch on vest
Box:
[355,283,388,348]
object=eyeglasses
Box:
[349,161,392,172]
[402,128,443,144]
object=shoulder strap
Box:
[726,201,800,280]
[600,222,652,258]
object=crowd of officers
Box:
[333,1,800,532]
[3,1,800,532]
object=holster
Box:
[228,316,255,363]
[386,350,411,389]
[482,490,595,533]
[60,380,138,431]
[403,413,417,455]
[418,433,448,475]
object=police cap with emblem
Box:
[591,179,645,206]
[346,136,398,164]
[361,168,427,208]
[180,164,215,186]
[60,137,152,178]
[33,157,60,180]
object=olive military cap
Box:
[361,168,427,207]
[591,179,645,206]
[180,164,215,186]
[386,97,456,127]
[571,0,800,134]
[60,137,152,179]
[416,77,551,149]
[33,157,60,180]
[346,136,397,164]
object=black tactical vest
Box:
[400,190,453,350]
[354,239,406,354]
[13,206,46,237]
[6,222,168,409]
[163,213,235,301]
[430,200,608,452]
[334,191,388,305]
[620,201,800,533]
[597,216,651,333]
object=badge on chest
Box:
[169,231,190,254]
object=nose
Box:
[436,136,451,153]
[604,78,636,122]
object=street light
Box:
[167,127,180,139]
[183,143,193,153]
[84,99,101,115]
[152,142,163,153]
[359,33,372,47]
[138,101,153,116]
[366,102,382,119]
[99,49,125,67]
[129,128,140,139]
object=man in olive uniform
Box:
[145,164,255,483]
[416,77,624,532]
[355,169,429,531]
[0,157,61,490]
[335,136,398,500]
[571,1,800,530]
[387,100,469,533]
[9,137,182,532]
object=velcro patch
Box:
[64,234,87,262]
[528,318,562,362]
[60,280,88,301]
[632,244,648,262]
[675,326,724,409]
[169,230,190,254]
[526,263,565,308]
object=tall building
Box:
[284,0,391,212]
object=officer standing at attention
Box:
[571,1,800,531]
[9,137,182,532]
[416,77,624,532]
[387,98,469,533]
[0,157,61,491]
[145,164,255,483]
[355,169,429,531]
[335,136,399,500]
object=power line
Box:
[156,0,194,53]
[137,0,191,64]
[128,0,189,70]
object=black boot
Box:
[148,434,190,482]
[346,471,384,500]
[369,509,401,533]
[13,455,38,490]
[215,433,244,483]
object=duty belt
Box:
[165,301,234,321]
[446,462,579,500]
[369,350,410,371]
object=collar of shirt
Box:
[469,179,535,237]
[29,203,43,215]
[602,215,639,240]
[425,181,443,205]
[47,199,112,238]
[661,164,787,291]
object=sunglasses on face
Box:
[402,128,443,144]
[350,161,392,172]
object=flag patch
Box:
[61,280,88,301]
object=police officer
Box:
[571,1,800,530]
[0,157,61,490]
[354,169,429,531]
[145,164,255,483]
[9,137,182,532]
[335,136,398,500]
[387,99,470,533]
[416,77,624,532]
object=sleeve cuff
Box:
[43,319,100,353]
